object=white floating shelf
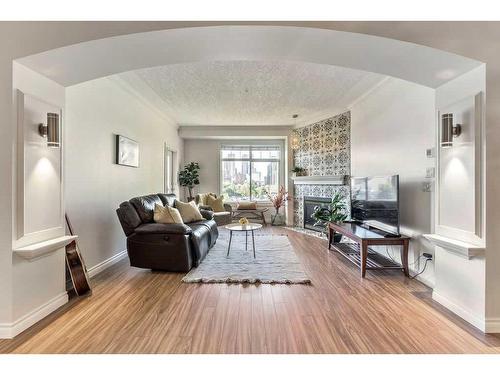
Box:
[14,235,78,261]
[423,234,484,259]
[291,175,346,185]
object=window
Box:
[221,144,280,201]
[164,147,175,193]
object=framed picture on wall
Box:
[116,134,139,167]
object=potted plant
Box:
[311,192,348,242]
[265,185,289,226]
[291,166,306,177]
[179,162,200,201]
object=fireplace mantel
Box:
[291,175,346,185]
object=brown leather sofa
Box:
[116,193,218,272]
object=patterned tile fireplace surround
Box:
[292,111,351,227]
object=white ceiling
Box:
[127,61,385,126]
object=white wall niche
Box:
[436,92,485,246]
[15,89,64,248]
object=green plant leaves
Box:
[310,192,348,226]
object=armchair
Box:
[195,193,233,226]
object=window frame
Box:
[220,143,282,202]
[163,144,177,194]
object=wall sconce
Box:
[38,112,60,148]
[441,113,462,148]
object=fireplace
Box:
[303,196,331,232]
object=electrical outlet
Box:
[422,181,432,192]
[426,167,435,178]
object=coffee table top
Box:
[225,223,263,231]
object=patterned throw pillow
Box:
[153,204,183,224]
[206,195,226,212]
[175,200,204,223]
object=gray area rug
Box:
[182,231,311,284]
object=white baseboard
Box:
[432,290,485,332]
[415,273,435,289]
[0,251,127,339]
[485,318,500,333]
[87,249,127,278]
[0,292,68,339]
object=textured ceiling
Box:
[131,61,385,126]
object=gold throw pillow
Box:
[206,195,226,212]
[153,204,183,224]
[198,192,217,206]
[175,200,204,223]
[237,201,257,210]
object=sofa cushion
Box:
[134,223,192,235]
[187,220,218,248]
[154,203,183,224]
[175,200,204,223]
[196,192,216,206]
[206,195,226,212]
[158,193,176,207]
[130,194,163,223]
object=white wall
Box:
[432,65,487,330]
[8,63,67,336]
[350,77,436,285]
[183,139,221,196]
[65,77,182,270]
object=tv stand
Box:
[328,222,410,278]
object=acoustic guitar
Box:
[65,214,91,296]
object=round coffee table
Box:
[225,223,262,258]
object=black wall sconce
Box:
[38,112,60,148]
[441,113,462,148]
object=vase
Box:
[271,208,285,226]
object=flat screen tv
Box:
[351,175,400,235]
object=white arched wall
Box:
[1,24,492,337]
[17,26,481,88]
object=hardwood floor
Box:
[1,226,500,354]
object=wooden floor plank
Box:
[2,226,500,354]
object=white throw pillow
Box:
[153,204,183,224]
[175,200,204,223]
